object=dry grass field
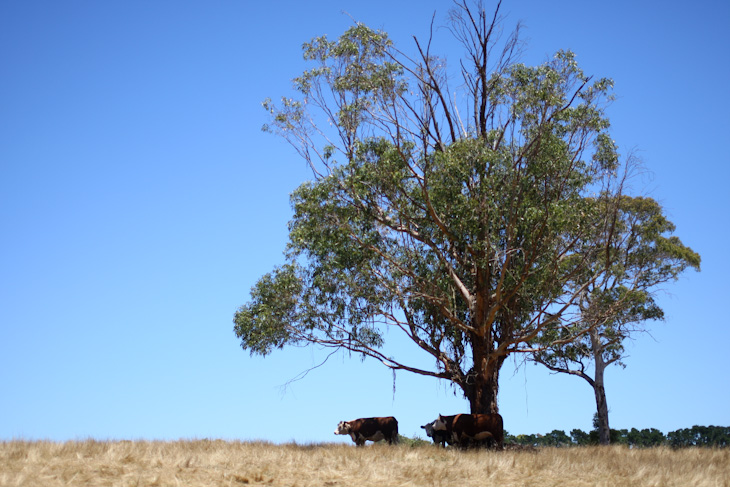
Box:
[1,439,728,487]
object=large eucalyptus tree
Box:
[234,1,625,415]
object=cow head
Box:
[432,415,448,431]
[334,421,351,436]
[421,422,435,438]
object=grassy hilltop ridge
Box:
[2,439,729,486]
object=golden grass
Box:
[1,440,728,487]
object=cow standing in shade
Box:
[421,415,456,447]
[433,413,504,449]
[334,417,399,446]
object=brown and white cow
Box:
[433,413,504,449]
[334,417,399,446]
[421,415,457,447]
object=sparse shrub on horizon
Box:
[396,434,432,448]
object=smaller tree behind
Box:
[531,195,700,445]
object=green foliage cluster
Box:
[533,195,701,376]
[667,426,730,448]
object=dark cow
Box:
[433,413,504,449]
[334,417,399,446]
[421,415,456,447]
[421,421,448,447]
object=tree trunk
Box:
[594,376,610,445]
[466,344,504,415]
[590,329,611,445]
[466,273,506,415]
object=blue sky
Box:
[1,0,728,443]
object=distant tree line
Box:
[505,425,730,448]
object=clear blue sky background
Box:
[2,0,728,444]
